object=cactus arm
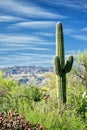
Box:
[54,56,62,76]
[65,55,73,73]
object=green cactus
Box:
[54,22,73,105]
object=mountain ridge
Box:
[0,66,53,86]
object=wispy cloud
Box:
[0,15,24,22]
[20,53,53,58]
[13,21,56,28]
[64,27,87,41]
[34,32,54,37]
[0,46,51,52]
[0,34,44,44]
[0,34,40,43]
[64,28,76,35]
[71,34,87,41]
[0,0,67,19]
[0,34,54,44]
[81,27,87,31]
[44,0,87,12]
[0,53,52,67]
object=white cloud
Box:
[71,34,87,41]
[0,48,14,51]
[19,53,53,58]
[0,55,32,61]
[64,28,76,35]
[63,27,87,41]
[0,47,50,52]
[21,47,51,51]
[0,53,52,67]
[0,34,52,44]
[0,15,24,22]
[14,21,56,28]
[34,32,54,37]
[0,34,38,43]
[81,27,87,31]
[0,0,67,19]
[44,0,87,12]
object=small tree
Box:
[74,51,87,87]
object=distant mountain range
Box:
[0,66,53,86]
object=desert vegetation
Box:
[0,22,87,129]
[0,51,87,129]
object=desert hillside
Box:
[0,66,53,86]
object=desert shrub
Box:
[30,86,43,102]
[0,110,43,130]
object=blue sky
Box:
[0,0,87,67]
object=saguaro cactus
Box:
[54,22,73,104]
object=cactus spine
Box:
[54,22,73,105]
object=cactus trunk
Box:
[56,22,66,103]
[54,22,73,105]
